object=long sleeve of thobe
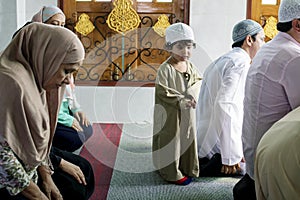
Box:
[155,63,201,107]
[212,61,246,165]
[155,71,185,107]
[198,48,250,166]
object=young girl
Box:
[152,23,202,185]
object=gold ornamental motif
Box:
[263,16,278,39]
[106,0,141,34]
[75,13,95,36]
[153,14,170,37]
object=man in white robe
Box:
[196,20,265,177]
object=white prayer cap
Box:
[232,19,263,43]
[278,0,300,23]
[165,23,195,45]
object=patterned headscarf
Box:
[0,23,84,168]
[32,5,65,23]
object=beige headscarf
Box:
[0,23,84,168]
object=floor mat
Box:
[81,123,241,200]
[80,123,123,200]
[107,123,240,200]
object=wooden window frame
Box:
[58,0,190,87]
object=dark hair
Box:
[277,21,293,32]
[277,18,300,32]
[232,33,257,48]
[165,40,196,50]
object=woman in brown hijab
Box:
[31,5,93,154]
[0,23,85,199]
[22,6,95,200]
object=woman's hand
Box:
[73,111,90,127]
[59,159,87,185]
[71,118,83,132]
[21,180,49,200]
[38,165,63,200]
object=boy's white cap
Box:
[278,0,300,23]
[165,23,195,45]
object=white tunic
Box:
[242,32,300,179]
[196,47,250,166]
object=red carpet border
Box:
[80,123,123,200]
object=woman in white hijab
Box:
[0,23,85,199]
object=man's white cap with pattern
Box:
[232,19,263,43]
[165,23,195,45]
[278,0,300,23]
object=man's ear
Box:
[292,19,300,31]
[245,35,253,46]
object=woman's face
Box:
[43,62,81,90]
[43,12,76,90]
[44,13,65,26]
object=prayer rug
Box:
[80,123,123,200]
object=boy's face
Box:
[170,41,194,61]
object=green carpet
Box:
[106,123,240,200]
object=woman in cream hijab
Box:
[32,5,93,154]
[0,23,84,199]
[27,6,95,200]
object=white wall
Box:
[0,0,56,51]
[0,0,17,50]
[76,86,155,124]
[25,0,57,20]
[0,0,247,123]
[190,0,247,74]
